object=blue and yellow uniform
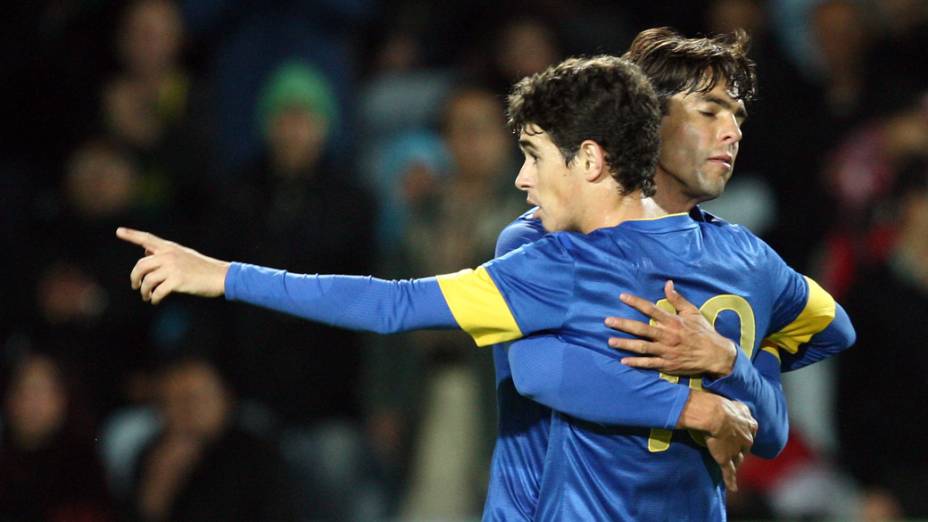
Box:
[225,210,855,521]
[482,210,549,522]
[478,209,854,521]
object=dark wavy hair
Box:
[506,55,661,196]
[623,27,757,112]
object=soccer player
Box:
[117,54,852,520]
[486,28,853,520]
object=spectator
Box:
[377,84,523,520]
[860,0,928,118]
[837,155,928,520]
[181,0,374,173]
[196,64,382,522]
[0,352,113,522]
[30,139,159,414]
[818,91,928,297]
[127,356,297,522]
[106,0,212,229]
[205,61,375,428]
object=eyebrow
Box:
[519,139,539,153]
[703,95,749,122]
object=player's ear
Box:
[579,140,607,182]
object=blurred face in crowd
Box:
[496,18,560,82]
[119,0,183,78]
[4,356,67,449]
[515,124,587,232]
[812,0,867,75]
[160,361,231,441]
[657,79,746,204]
[66,141,139,218]
[443,90,511,180]
[104,78,162,148]
[268,106,329,176]
[707,0,766,35]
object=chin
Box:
[696,176,728,200]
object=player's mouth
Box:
[707,154,733,170]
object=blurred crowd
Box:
[0,0,926,521]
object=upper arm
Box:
[763,249,855,371]
[436,235,575,346]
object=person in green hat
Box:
[256,61,340,179]
[193,59,376,522]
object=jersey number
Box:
[647,294,756,452]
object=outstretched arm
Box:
[117,227,471,334]
[116,227,571,344]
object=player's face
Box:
[657,79,746,203]
[514,125,584,232]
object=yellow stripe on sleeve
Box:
[765,276,836,354]
[436,267,523,347]
[760,341,781,361]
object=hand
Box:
[705,399,756,492]
[605,280,737,377]
[116,227,230,304]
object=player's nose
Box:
[515,165,533,191]
[719,113,743,145]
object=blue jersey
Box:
[437,212,841,521]
[225,211,855,521]
[482,210,550,522]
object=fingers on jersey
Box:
[663,280,700,314]
[605,316,677,344]
[618,291,675,321]
[619,355,673,370]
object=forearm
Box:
[703,349,788,457]
[508,336,690,429]
[224,262,457,333]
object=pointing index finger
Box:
[116,227,167,253]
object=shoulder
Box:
[692,206,774,257]
[495,207,547,257]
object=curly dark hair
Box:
[623,27,757,112]
[506,55,661,196]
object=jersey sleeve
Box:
[225,263,459,333]
[702,347,788,458]
[494,209,545,257]
[224,233,574,346]
[778,302,855,371]
[439,234,576,346]
[508,335,691,430]
[763,246,855,371]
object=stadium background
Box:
[1,0,926,520]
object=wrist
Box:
[219,261,230,296]
[678,390,725,434]
[214,260,231,297]
[708,340,738,378]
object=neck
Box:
[652,169,701,213]
[577,184,669,233]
